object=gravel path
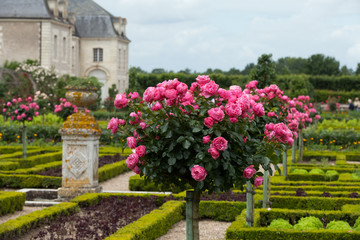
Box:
[157,220,231,240]
[0,206,45,225]
[100,170,136,191]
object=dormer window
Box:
[93,48,103,62]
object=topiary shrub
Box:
[354,216,360,230]
[294,216,323,230]
[309,169,325,175]
[292,169,308,174]
[326,170,339,176]
[326,220,352,230]
[268,219,293,229]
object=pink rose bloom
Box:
[190,82,200,92]
[133,129,139,138]
[229,117,238,123]
[254,176,263,187]
[35,105,39,110]
[114,93,129,109]
[267,112,275,117]
[204,117,214,128]
[140,122,146,130]
[176,82,188,94]
[119,119,126,126]
[135,145,146,157]
[245,80,258,90]
[2,108,6,113]
[6,102,12,107]
[315,115,321,120]
[24,106,29,111]
[107,117,120,134]
[211,137,228,151]
[208,147,220,159]
[10,116,14,121]
[243,165,257,179]
[129,92,139,99]
[17,98,22,102]
[12,98,17,103]
[126,136,137,149]
[202,80,219,98]
[196,75,210,86]
[151,102,162,111]
[14,110,18,114]
[143,87,156,103]
[64,102,72,107]
[203,135,210,144]
[225,103,242,118]
[132,165,141,174]
[253,103,265,117]
[165,89,177,100]
[218,88,230,99]
[126,153,139,169]
[35,112,39,116]
[21,113,26,118]
[191,165,207,181]
[129,112,140,125]
[208,108,225,122]
[16,115,22,120]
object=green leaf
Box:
[176,152,183,160]
[168,158,176,166]
[176,136,185,143]
[161,122,169,133]
[205,162,212,171]
[192,127,201,133]
[183,140,191,149]
[183,151,191,160]
[165,130,173,138]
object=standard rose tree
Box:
[2,97,40,158]
[108,76,293,238]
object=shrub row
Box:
[271,176,360,187]
[129,175,192,193]
[315,89,360,104]
[339,173,360,182]
[270,195,360,210]
[0,191,25,217]
[287,172,339,181]
[0,148,57,160]
[271,184,360,192]
[0,202,78,240]
[268,190,360,198]
[226,208,360,240]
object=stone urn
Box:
[58,87,102,200]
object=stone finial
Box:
[47,0,59,18]
[58,0,68,19]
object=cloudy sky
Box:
[93,0,360,72]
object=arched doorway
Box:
[88,69,107,102]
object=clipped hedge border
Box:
[105,200,184,240]
[289,165,355,173]
[287,173,339,181]
[129,175,192,193]
[339,173,360,182]
[267,190,359,198]
[272,176,360,187]
[0,191,25,216]
[0,146,40,154]
[226,208,360,240]
[270,195,360,210]
[0,149,56,161]
[271,185,360,192]
[0,161,62,175]
[0,161,19,171]
[2,151,62,168]
[0,202,78,240]
[0,173,61,188]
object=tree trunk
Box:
[262,170,268,208]
[282,148,288,180]
[298,130,303,162]
[186,190,200,240]
[22,124,27,159]
[292,137,297,163]
[246,181,254,226]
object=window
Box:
[71,46,75,67]
[53,35,58,59]
[93,48,103,62]
[62,37,66,61]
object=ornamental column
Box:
[58,88,102,199]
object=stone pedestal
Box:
[57,95,102,199]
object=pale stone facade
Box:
[0,0,130,101]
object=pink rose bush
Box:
[108,76,309,192]
[54,98,80,121]
[2,97,39,124]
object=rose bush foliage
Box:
[109,76,295,192]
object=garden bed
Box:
[21,195,161,239]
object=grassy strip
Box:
[0,191,26,216]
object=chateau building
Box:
[0,0,130,101]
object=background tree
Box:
[241,63,255,75]
[276,57,307,74]
[151,68,167,74]
[356,63,360,75]
[226,67,241,75]
[249,54,277,88]
[306,54,340,75]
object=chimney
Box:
[58,0,68,19]
[113,17,127,37]
[47,0,59,18]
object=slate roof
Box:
[68,0,126,39]
[0,0,52,19]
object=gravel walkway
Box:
[100,170,136,191]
